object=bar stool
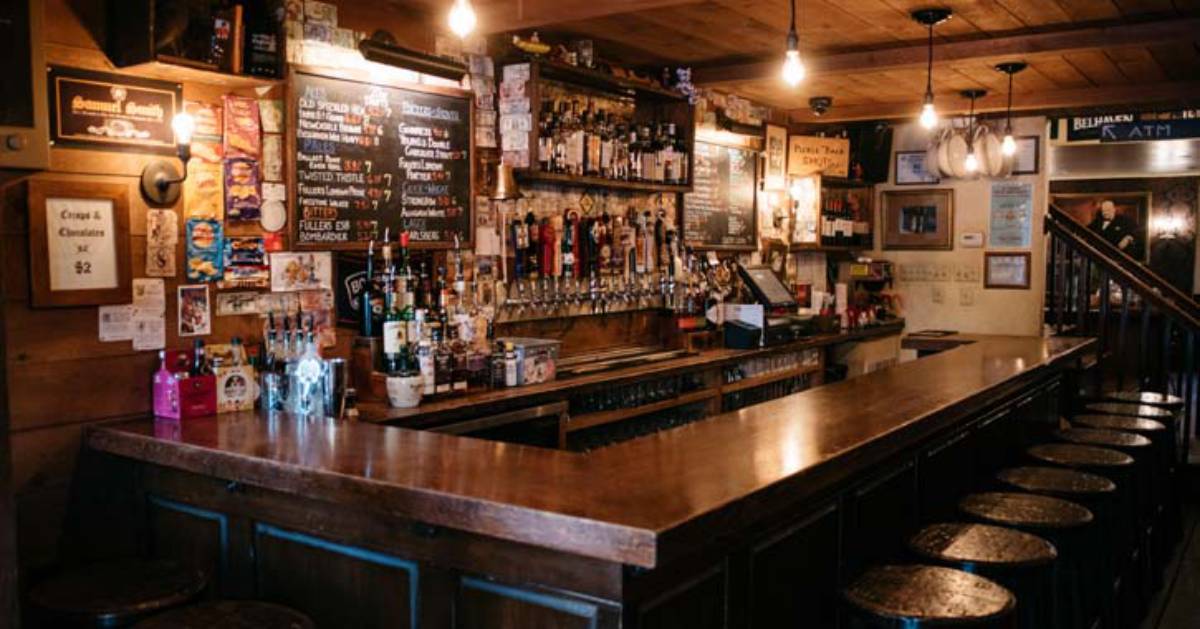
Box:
[131,601,315,628]
[957,492,1093,629]
[843,564,1017,628]
[993,466,1118,627]
[908,523,1056,629]
[1072,414,1179,555]
[1095,391,1183,411]
[1025,443,1140,627]
[27,559,207,628]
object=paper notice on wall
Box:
[98,304,134,342]
[132,278,166,314]
[145,244,176,277]
[45,197,119,292]
[146,209,178,245]
[132,313,165,351]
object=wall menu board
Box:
[683,140,758,250]
[290,69,473,249]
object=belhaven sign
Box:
[48,66,182,154]
[786,135,850,178]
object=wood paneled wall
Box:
[3,0,436,572]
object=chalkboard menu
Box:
[683,141,758,250]
[291,70,473,249]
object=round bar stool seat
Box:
[1026,443,1134,469]
[28,559,207,628]
[1083,402,1174,421]
[1072,415,1167,434]
[843,564,1016,628]
[131,601,315,629]
[995,466,1115,498]
[958,492,1093,629]
[1053,427,1151,450]
[1099,391,1183,410]
[908,523,1056,628]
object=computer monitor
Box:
[738,265,797,309]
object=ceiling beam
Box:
[787,81,1200,124]
[694,18,1200,86]
[476,0,705,34]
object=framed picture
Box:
[1050,191,1150,261]
[177,284,212,336]
[762,238,789,275]
[763,124,787,190]
[984,252,1032,289]
[882,189,954,250]
[27,179,131,307]
[894,151,939,185]
[1012,136,1039,175]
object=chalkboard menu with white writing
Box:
[683,141,758,250]
[291,69,473,249]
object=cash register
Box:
[728,265,813,348]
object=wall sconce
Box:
[140,113,195,206]
[1151,213,1185,238]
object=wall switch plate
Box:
[959,286,975,306]
[932,285,945,304]
[933,264,953,282]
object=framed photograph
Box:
[882,189,954,250]
[984,252,1032,289]
[1012,136,1039,175]
[177,284,212,336]
[27,179,131,308]
[894,151,939,185]
[763,124,788,190]
[1050,191,1150,261]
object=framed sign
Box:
[28,179,131,307]
[47,66,182,154]
[683,140,758,250]
[984,252,1031,289]
[763,124,787,190]
[881,189,954,251]
[988,181,1033,248]
[894,151,939,185]
[787,134,850,177]
[1012,136,1039,175]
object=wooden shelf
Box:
[525,57,686,101]
[565,388,718,434]
[789,244,867,253]
[517,170,692,194]
[123,60,284,89]
[720,365,821,395]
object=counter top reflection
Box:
[86,335,1094,568]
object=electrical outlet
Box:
[932,285,945,304]
[959,286,975,306]
[964,265,981,282]
[933,264,953,282]
[954,265,971,282]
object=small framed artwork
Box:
[984,252,1032,289]
[894,151,939,185]
[1012,136,1040,175]
[763,124,788,190]
[177,284,212,336]
[882,189,954,250]
[27,179,131,308]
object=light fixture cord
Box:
[788,0,798,43]
[925,23,933,98]
[1005,71,1014,133]
[968,93,976,150]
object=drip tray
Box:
[557,347,695,378]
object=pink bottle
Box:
[153,350,181,418]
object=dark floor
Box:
[1140,484,1200,629]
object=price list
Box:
[292,71,472,248]
[683,141,757,250]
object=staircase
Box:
[1044,204,1200,465]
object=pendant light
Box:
[961,89,985,174]
[448,0,477,38]
[995,62,1027,157]
[911,9,952,130]
[781,0,806,86]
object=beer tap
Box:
[664,229,678,310]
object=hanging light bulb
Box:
[960,88,984,177]
[781,0,805,86]
[964,151,979,173]
[447,0,476,39]
[912,9,951,130]
[995,62,1026,158]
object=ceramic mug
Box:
[387,374,423,409]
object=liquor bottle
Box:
[586,106,602,177]
[503,342,518,387]
[490,341,507,389]
[640,126,657,183]
[450,323,469,394]
[229,337,246,367]
[383,288,405,374]
[599,111,614,179]
[628,129,642,181]
[433,324,453,397]
[360,240,375,337]
[672,123,689,184]
[263,312,278,373]
[566,100,584,176]
[417,339,435,397]
[190,339,211,376]
[538,100,555,171]
[291,329,326,418]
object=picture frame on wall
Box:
[894,150,939,185]
[1050,191,1150,262]
[763,124,787,190]
[881,189,954,250]
[984,252,1032,289]
[27,179,131,308]
[1012,136,1040,175]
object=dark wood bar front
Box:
[78,335,1093,628]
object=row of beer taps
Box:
[499,206,706,318]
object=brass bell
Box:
[491,162,523,200]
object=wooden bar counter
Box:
[78,335,1094,628]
